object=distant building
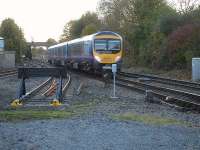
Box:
[0,37,16,68]
[0,37,4,51]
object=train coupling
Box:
[11,99,23,107]
[50,99,62,107]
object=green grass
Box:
[0,110,73,122]
[111,112,190,126]
[0,100,97,122]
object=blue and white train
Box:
[47,31,123,72]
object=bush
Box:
[163,23,200,69]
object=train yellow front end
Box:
[93,31,123,72]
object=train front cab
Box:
[93,32,123,73]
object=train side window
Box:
[68,45,71,56]
[50,49,53,57]
[58,47,61,56]
[84,41,91,56]
[62,46,65,56]
[64,45,67,56]
[55,48,58,57]
[60,47,63,56]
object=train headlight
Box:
[115,56,121,62]
[94,56,101,62]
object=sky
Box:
[0,0,196,42]
[0,0,100,42]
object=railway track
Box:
[117,72,200,112]
[11,74,71,107]
[119,72,200,92]
[0,69,18,78]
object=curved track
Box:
[117,72,200,112]
[119,72,200,91]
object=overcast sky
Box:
[0,0,100,42]
[0,0,188,42]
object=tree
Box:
[98,0,174,66]
[46,38,57,46]
[60,12,101,41]
[81,24,98,36]
[0,18,27,62]
[176,0,200,13]
[60,22,73,42]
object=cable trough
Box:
[116,74,200,112]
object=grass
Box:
[0,100,97,122]
[111,112,190,126]
[0,110,73,122]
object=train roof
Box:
[48,41,68,49]
[48,31,121,49]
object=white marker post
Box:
[111,64,118,99]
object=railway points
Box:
[116,72,200,112]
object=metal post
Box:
[51,77,63,107]
[17,77,26,98]
[111,64,118,99]
[113,72,116,97]
[11,77,26,107]
[56,76,63,102]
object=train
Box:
[47,31,123,73]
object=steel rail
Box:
[0,69,17,74]
[20,77,52,102]
[42,79,57,97]
[0,70,18,78]
[119,72,200,91]
[62,74,71,94]
[24,74,71,105]
[116,77,200,111]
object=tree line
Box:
[1,0,199,69]
[60,0,200,70]
[0,19,57,62]
[0,18,30,62]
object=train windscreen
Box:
[95,39,121,52]
[108,40,120,51]
[95,40,107,51]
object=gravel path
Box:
[0,116,200,150]
[0,73,200,150]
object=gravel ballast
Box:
[0,117,199,150]
[0,72,200,150]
